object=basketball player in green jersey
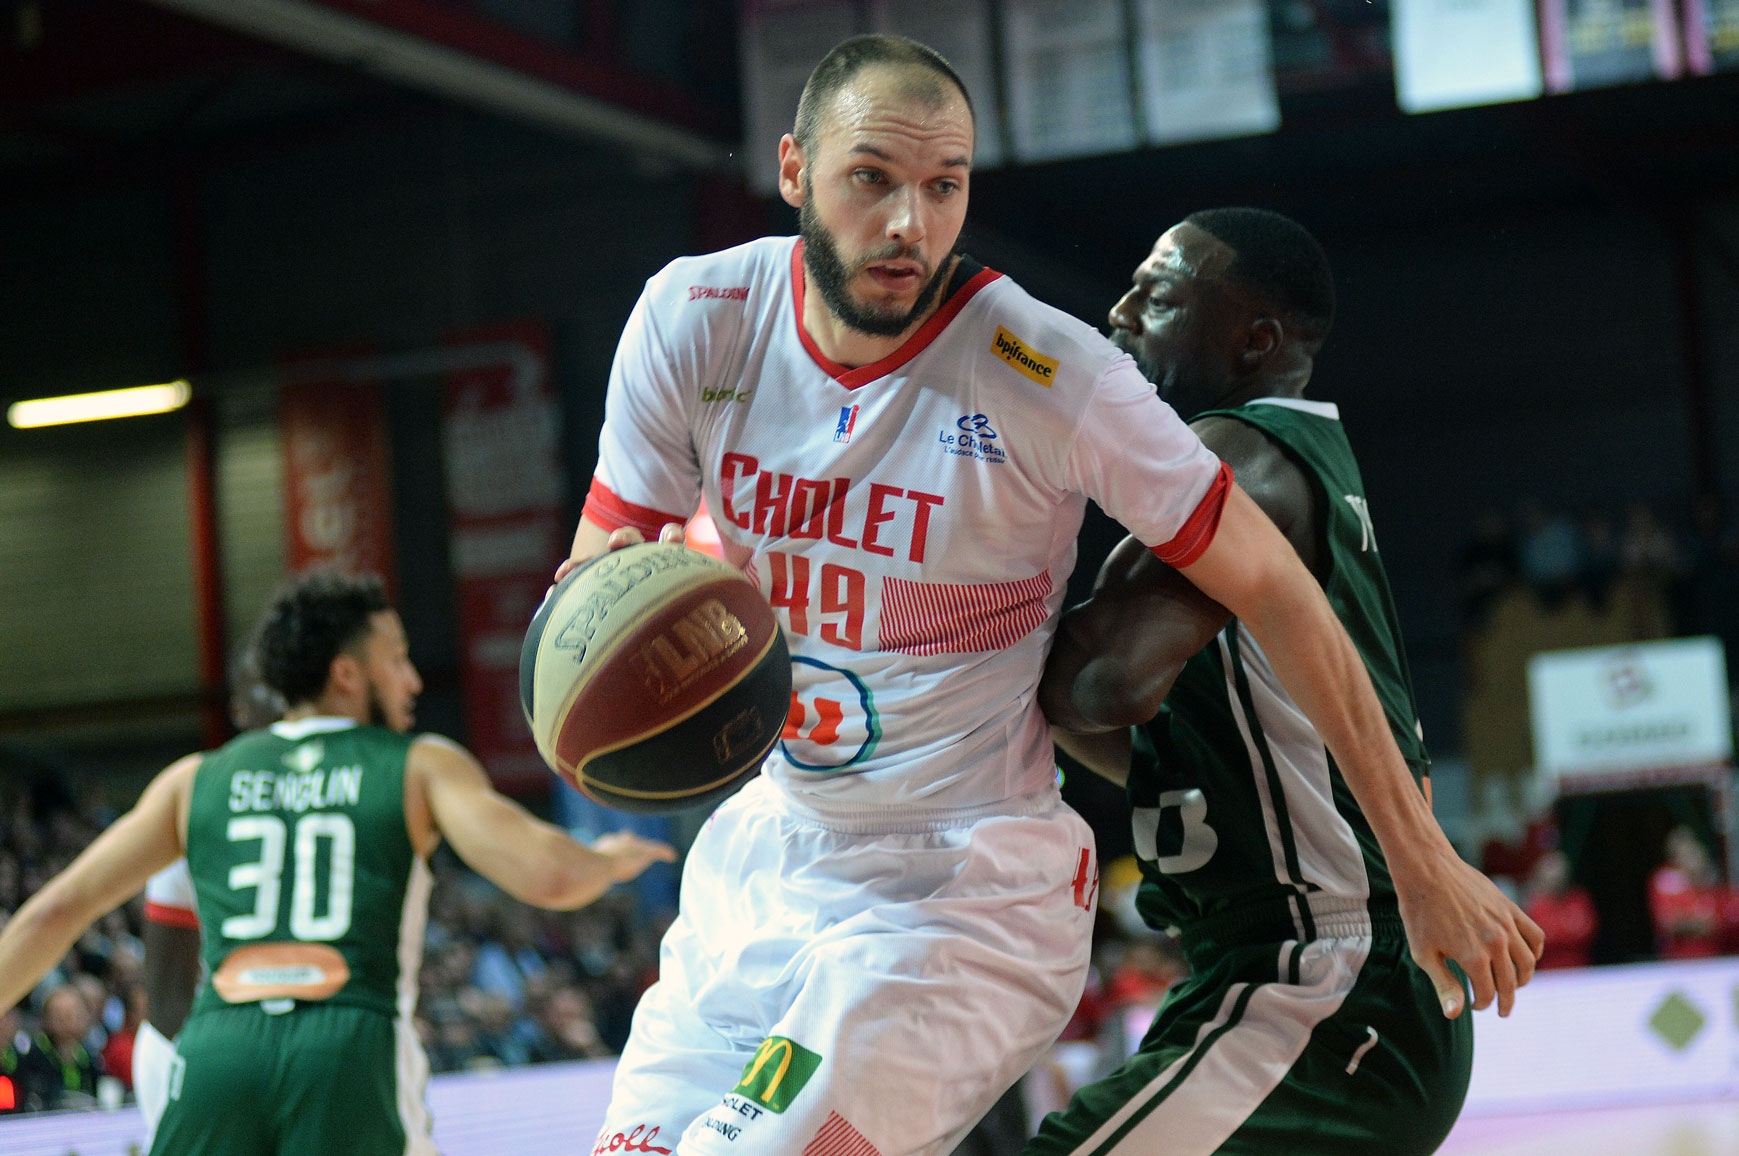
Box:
[1028,209,1543,1156]
[0,572,674,1155]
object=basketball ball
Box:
[519,542,790,813]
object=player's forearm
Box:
[1181,488,1452,873]
[536,835,627,911]
[1039,636,1137,732]
[1051,726,1132,787]
[0,884,99,1011]
[472,824,613,911]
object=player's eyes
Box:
[933,180,961,196]
[853,168,885,185]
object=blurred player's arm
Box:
[142,921,201,1038]
[409,735,675,911]
[0,756,194,1013]
[141,859,202,1038]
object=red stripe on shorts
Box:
[878,572,1053,655]
[582,479,688,540]
[802,1112,880,1156]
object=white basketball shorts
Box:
[133,1019,177,1145]
[591,775,1098,1156]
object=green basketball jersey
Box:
[1131,398,1430,938]
[185,717,431,1019]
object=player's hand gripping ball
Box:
[520,542,791,813]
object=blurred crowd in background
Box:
[1456,494,1739,972]
[1456,496,1739,658]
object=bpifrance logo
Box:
[991,325,1058,386]
[833,404,859,444]
[731,1036,823,1113]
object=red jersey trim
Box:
[145,901,201,930]
[582,479,689,538]
[1152,461,1233,568]
[790,241,1002,390]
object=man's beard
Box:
[365,682,404,732]
[799,193,953,338]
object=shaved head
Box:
[794,35,974,158]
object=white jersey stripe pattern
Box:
[802,1112,882,1156]
[879,572,1052,655]
[1234,626,1372,899]
[1217,633,1301,906]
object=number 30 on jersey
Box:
[223,813,356,941]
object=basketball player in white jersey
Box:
[561,35,1535,1156]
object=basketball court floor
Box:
[1439,1099,1739,1156]
[2,1057,1737,1155]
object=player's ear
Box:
[778,135,806,210]
[327,650,365,700]
[1240,317,1282,367]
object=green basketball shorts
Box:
[149,1001,433,1156]
[1026,905,1472,1156]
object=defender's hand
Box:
[591,831,679,883]
[1392,847,1544,1019]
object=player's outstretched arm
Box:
[412,736,676,911]
[0,756,193,1014]
[1177,485,1544,1018]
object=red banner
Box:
[280,375,397,593]
[441,321,565,794]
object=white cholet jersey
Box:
[586,236,1229,814]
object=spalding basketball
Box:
[520,542,790,813]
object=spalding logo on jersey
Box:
[991,326,1058,387]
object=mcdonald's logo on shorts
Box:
[732,1036,822,1113]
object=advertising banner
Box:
[1002,0,1139,162]
[441,321,565,794]
[1466,955,1739,1113]
[1527,636,1732,783]
[1134,0,1279,145]
[1540,0,1683,91]
[1391,0,1544,113]
[279,373,396,592]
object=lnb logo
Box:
[833,404,859,444]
